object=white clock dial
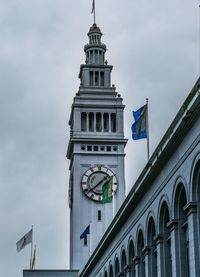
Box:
[81,166,118,202]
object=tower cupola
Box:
[84,24,107,65]
[79,23,112,88]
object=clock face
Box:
[81,166,118,202]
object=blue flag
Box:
[80,225,90,240]
[132,104,147,140]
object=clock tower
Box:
[67,23,127,271]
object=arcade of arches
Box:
[97,158,200,277]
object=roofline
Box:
[80,76,200,276]
[23,269,79,272]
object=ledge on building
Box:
[23,269,79,277]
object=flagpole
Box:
[33,245,36,269]
[112,189,115,219]
[89,222,92,257]
[94,0,96,24]
[30,225,33,269]
[146,98,150,161]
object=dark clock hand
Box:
[88,176,108,192]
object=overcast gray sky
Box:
[0,0,199,276]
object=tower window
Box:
[81,112,87,132]
[81,145,86,151]
[91,50,94,63]
[94,146,98,152]
[96,113,102,132]
[113,146,118,152]
[95,71,99,86]
[103,113,109,132]
[98,210,102,221]
[90,71,94,86]
[87,145,92,151]
[89,112,94,131]
[107,146,111,152]
[111,113,116,132]
[100,146,105,151]
[99,51,102,64]
[100,72,105,86]
[84,236,87,246]
[86,52,89,64]
[95,50,98,64]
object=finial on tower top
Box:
[91,0,96,24]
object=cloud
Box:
[0,0,198,276]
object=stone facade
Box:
[79,78,200,277]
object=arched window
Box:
[159,201,172,276]
[128,240,135,277]
[192,159,200,270]
[109,264,113,277]
[115,258,120,277]
[137,230,145,277]
[104,270,108,277]
[147,217,157,277]
[174,184,189,276]
[121,249,127,274]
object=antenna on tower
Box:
[91,0,96,24]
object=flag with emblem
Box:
[131,104,147,140]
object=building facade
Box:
[79,78,200,277]
[67,23,127,272]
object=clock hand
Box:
[88,176,108,192]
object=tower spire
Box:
[91,0,96,24]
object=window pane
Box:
[98,210,101,221]
[84,236,87,246]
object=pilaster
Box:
[133,256,140,277]
[167,220,179,277]
[184,202,200,276]
[154,234,164,277]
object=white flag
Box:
[16,229,32,252]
